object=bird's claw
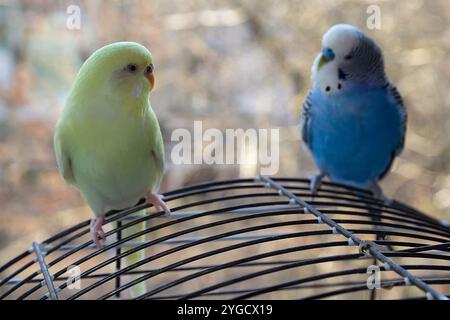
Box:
[310,172,325,195]
[367,183,392,205]
[90,215,106,248]
[146,192,171,216]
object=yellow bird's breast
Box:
[67,109,159,213]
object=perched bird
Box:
[54,42,170,296]
[301,24,407,200]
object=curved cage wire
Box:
[1,176,449,300]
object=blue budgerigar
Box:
[301,24,407,200]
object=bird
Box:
[301,24,407,201]
[54,42,170,296]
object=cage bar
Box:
[0,177,448,300]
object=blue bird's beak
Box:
[318,47,335,69]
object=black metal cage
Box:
[1,176,449,300]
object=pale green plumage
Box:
[54,42,165,297]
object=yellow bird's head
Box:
[73,42,155,102]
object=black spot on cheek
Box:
[325,86,331,92]
[338,83,342,90]
[338,68,347,80]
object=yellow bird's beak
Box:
[317,47,335,70]
[147,74,155,89]
[318,54,327,70]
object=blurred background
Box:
[0,0,449,296]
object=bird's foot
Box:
[367,182,393,205]
[146,192,171,216]
[366,182,395,251]
[90,215,105,249]
[310,171,325,195]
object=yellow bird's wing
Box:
[148,110,165,192]
[54,121,75,185]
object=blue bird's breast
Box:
[309,86,403,187]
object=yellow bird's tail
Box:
[116,209,147,298]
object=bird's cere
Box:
[321,47,335,61]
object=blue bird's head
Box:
[313,24,388,92]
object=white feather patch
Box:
[133,82,143,98]
[312,54,340,93]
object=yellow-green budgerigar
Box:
[54,42,170,288]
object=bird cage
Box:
[0,176,449,300]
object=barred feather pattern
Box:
[344,34,387,87]
[301,90,313,148]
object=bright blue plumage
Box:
[301,24,407,198]
[307,84,404,188]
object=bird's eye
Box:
[145,64,154,74]
[344,54,353,60]
[126,64,138,72]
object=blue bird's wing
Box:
[388,82,407,156]
[377,82,407,180]
[301,90,314,150]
